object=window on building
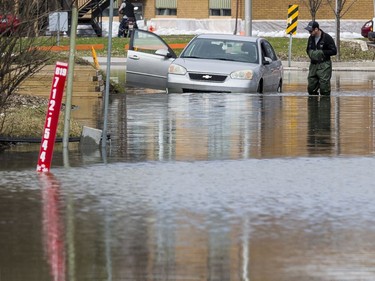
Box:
[156,0,177,16]
[209,0,231,16]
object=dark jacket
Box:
[119,1,136,18]
[306,30,337,64]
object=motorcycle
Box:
[118,17,137,38]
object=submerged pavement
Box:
[285,60,375,72]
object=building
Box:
[125,0,373,20]
[6,0,369,37]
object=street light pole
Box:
[63,0,78,149]
[102,0,114,148]
[245,0,252,36]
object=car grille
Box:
[189,73,227,82]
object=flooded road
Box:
[1,71,375,280]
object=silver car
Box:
[126,30,283,93]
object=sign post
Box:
[286,5,299,67]
[48,12,68,46]
[37,62,68,173]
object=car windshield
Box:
[180,38,259,64]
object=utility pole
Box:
[245,0,252,36]
[234,0,239,34]
[63,0,78,149]
[102,0,114,148]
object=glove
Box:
[309,50,324,61]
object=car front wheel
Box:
[277,79,283,93]
[257,80,263,94]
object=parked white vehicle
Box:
[126,29,283,94]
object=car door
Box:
[260,40,282,91]
[126,29,177,90]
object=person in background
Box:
[118,0,138,37]
[305,21,337,95]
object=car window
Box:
[181,38,258,63]
[261,40,277,61]
[131,29,169,55]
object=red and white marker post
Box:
[37,62,68,172]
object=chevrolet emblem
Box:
[202,75,212,79]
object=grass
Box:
[42,35,375,61]
[1,106,82,138]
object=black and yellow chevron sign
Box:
[286,4,299,35]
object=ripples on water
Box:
[2,87,375,280]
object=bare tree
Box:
[327,0,358,60]
[0,0,58,116]
[300,0,324,20]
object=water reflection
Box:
[2,91,375,169]
[2,81,375,279]
[307,96,332,155]
[2,159,375,281]
[40,173,66,281]
[113,93,375,162]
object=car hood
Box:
[173,58,260,74]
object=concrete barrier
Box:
[80,126,102,147]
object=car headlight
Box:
[168,64,187,75]
[230,70,253,80]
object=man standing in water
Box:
[305,21,337,95]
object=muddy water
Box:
[1,72,375,280]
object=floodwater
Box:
[1,71,375,281]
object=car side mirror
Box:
[155,49,172,58]
[263,57,272,65]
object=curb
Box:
[82,56,125,66]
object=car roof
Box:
[195,33,259,43]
